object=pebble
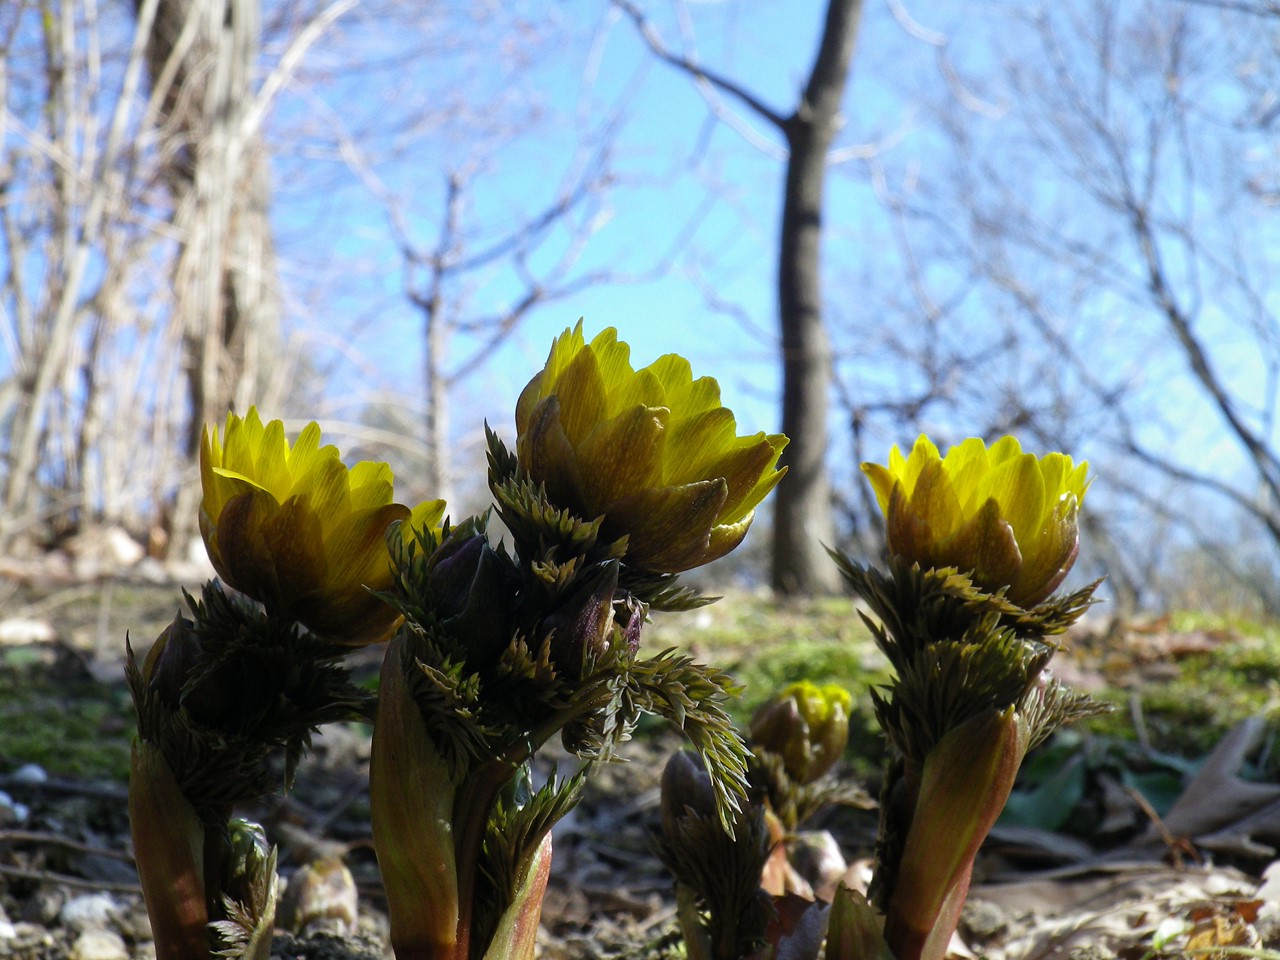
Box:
[59,893,119,932]
[12,762,49,783]
[0,902,14,940]
[71,929,129,960]
[0,617,56,645]
[0,789,30,825]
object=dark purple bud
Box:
[660,750,717,840]
[428,531,519,667]
[543,561,620,680]
[142,615,202,709]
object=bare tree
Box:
[841,0,1280,613]
[615,0,863,595]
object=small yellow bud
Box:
[749,681,853,784]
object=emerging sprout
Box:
[750,681,852,785]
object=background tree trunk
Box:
[770,0,863,595]
[618,0,864,595]
[135,0,282,560]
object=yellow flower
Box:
[199,408,446,644]
[861,435,1089,607]
[515,323,788,573]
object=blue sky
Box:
[254,0,1278,577]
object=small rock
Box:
[12,762,49,783]
[0,902,14,940]
[22,886,66,925]
[71,929,128,960]
[117,902,153,942]
[0,790,30,825]
[0,617,56,645]
[60,893,119,932]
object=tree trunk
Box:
[135,0,282,561]
[770,0,863,596]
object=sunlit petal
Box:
[514,325,787,573]
[863,434,1087,607]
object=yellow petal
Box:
[324,502,411,594]
[288,422,324,472]
[516,397,586,512]
[663,408,736,485]
[577,405,668,512]
[703,512,755,566]
[985,453,1045,544]
[713,435,788,525]
[262,495,329,608]
[861,462,896,514]
[515,370,547,436]
[553,347,608,447]
[606,479,729,573]
[408,499,448,536]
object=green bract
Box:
[861,435,1089,607]
[515,323,788,573]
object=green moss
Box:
[1083,623,1280,763]
[0,653,134,780]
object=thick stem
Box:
[129,741,210,960]
[370,643,461,960]
[451,760,515,960]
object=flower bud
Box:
[142,615,202,709]
[542,561,622,680]
[426,531,520,668]
[660,749,718,841]
[200,407,446,644]
[749,681,852,785]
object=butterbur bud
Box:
[749,681,852,785]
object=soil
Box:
[1,576,1278,959]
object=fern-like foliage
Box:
[471,768,588,956]
[625,649,751,835]
[126,584,371,823]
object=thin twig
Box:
[0,863,140,895]
[0,830,134,863]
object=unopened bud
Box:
[427,531,519,668]
[142,615,202,709]
[660,750,717,841]
[749,681,852,785]
[543,561,621,680]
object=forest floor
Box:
[1,573,1279,959]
